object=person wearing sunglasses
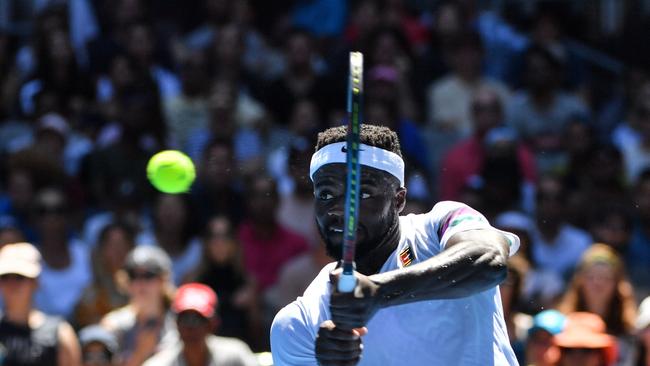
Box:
[143,283,257,366]
[100,246,178,366]
[0,242,81,365]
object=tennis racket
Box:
[338,52,363,293]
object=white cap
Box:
[0,242,42,278]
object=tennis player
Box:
[271,124,520,366]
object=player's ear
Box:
[395,187,407,213]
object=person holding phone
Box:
[100,246,178,366]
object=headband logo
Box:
[341,146,365,153]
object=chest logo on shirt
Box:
[399,246,413,267]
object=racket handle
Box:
[338,273,357,293]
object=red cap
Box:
[172,283,218,318]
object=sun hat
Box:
[554,312,617,365]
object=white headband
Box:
[309,142,405,187]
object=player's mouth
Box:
[329,227,343,233]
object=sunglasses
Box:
[0,274,30,282]
[127,270,160,281]
[177,312,209,328]
[562,347,601,355]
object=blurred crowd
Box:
[0,0,650,365]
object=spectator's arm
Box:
[58,321,82,366]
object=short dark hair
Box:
[315,124,403,158]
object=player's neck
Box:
[357,221,401,275]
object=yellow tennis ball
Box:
[147,150,196,194]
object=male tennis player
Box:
[271,124,520,365]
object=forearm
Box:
[371,240,508,308]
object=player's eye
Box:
[361,192,371,199]
[317,191,334,201]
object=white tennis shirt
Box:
[270,201,520,366]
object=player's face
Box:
[313,164,402,262]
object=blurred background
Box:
[1,0,650,365]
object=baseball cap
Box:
[636,296,650,331]
[78,325,118,355]
[124,246,172,275]
[172,283,218,318]
[0,242,42,278]
[528,310,566,336]
[554,312,617,364]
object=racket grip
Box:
[338,273,357,293]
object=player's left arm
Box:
[329,228,510,329]
[374,228,510,304]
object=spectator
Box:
[566,144,629,230]
[364,74,429,174]
[17,112,94,177]
[557,244,637,336]
[143,283,258,366]
[615,91,650,184]
[75,222,135,328]
[627,169,650,300]
[33,187,92,319]
[414,0,469,102]
[184,79,265,170]
[190,138,245,228]
[188,216,259,344]
[439,86,536,202]
[124,22,180,101]
[183,0,283,81]
[557,244,638,365]
[530,175,592,281]
[507,44,589,174]
[79,324,119,366]
[138,193,201,285]
[0,151,65,242]
[19,28,94,117]
[426,30,510,137]
[0,242,81,365]
[85,87,163,209]
[277,141,322,248]
[364,27,418,121]
[589,206,633,256]
[81,176,152,248]
[554,312,618,366]
[238,175,309,294]
[101,246,178,366]
[633,296,650,366]
[259,28,332,125]
[525,310,566,366]
[163,51,210,150]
